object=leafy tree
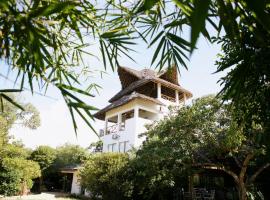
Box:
[31,146,56,171]
[88,140,103,153]
[80,153,131,200]
[0,142,41,196]
[54,143,89,168]
[0,94,40,148]
[129,96,270,200]
[216,28,270,132]
[0,95,41,196]
[1,157,40,195]
[31,145,56,192]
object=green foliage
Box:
[0,0,100,134]
[31,146,56,171]
[80,153,131,200]
[88,140,103,152]
[0,144,41,196]
[1,0,269,135]
[126,96,269,199]
[54,144,89,168]
[0,96,41,196]
[77,96,269,199]
[2,157,41,188]
[216,29,270,131]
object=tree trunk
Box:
[238,181,247,200]
[20,181,28,196]
[39,176,43,193]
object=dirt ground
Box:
[1,192,79,200]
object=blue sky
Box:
[1,34,227,149]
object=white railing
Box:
[106,124,118,134]
[161,94,176,102]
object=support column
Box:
[117,113,121,131]
[133,106,139,146]
[175,90,179,105]
[134,107,139,121]
[104,118,108,135]
[183,93,187,105]
[157,83,161,100]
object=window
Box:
[107,143,117,152]
[161,85,176,102]
[118,141,129,152]
[139,109,157,121]
[120,110,134,130]
[106,115,118,134]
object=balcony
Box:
[161,94,176,103]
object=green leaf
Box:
[100,40,107,70]
[137,0,159,13]
[29,1,75,17]
[67,102,98,111]
[167,33,191,50]
[73,107,97,135]
[0,89,22,93]
[66,100,78,136]
[56,84,95,97]
[151,36,166,65]
[0,93,24,111]
[245,0,270,31]
[149,31,164,47]
[190,0,211,52]
[172,0,192,16]
[164,19,188,29]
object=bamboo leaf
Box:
[0,93,24,110]
[190,0,211,52]
[67,102,98,111]
[56,84,95,97]
[137,0,159,13]
[151,36,166,65]
[245,0,270,31]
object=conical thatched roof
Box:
[110,66,192,102]
[93,66,193,120]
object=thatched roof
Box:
[117,66,179,89]
[109,66,192,103]
[93,92,164,120]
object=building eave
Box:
[93,92,164,120]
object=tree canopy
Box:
[0,95,41,196]
[124,96,270,200]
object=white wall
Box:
[102,99,162,152]
[101,98,184,153]
[102,117,137,152]
[71,172,81,194]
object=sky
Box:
[0,33,227,149]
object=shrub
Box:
[79,153,131,200]
[0,158,40,195]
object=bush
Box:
[0,158,40,195]
[79,153,131,200]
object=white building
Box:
[60,165,82,195]
[94,66,192,153]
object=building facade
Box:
[94,66,192,153]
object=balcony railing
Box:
[161,94,176,102]
[106,124,118,134]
